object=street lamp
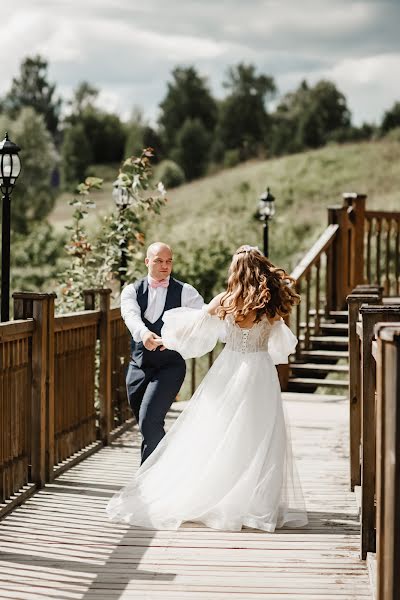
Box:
[112,180,132,289]
[0,132,21,322]
[257,187,275,257]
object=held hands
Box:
[142,331,166,351]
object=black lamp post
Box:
[0,133,21,322]
[257,187,275,257]
[112,180,132,289]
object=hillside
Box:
[50,137,400,279]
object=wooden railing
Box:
[0,289,131,517]
[365,211,400,296]
[290,223,339,361]
[374,324,400,600]
[53,310,98,467]
[0,319,35,505]
[347,289,400,561]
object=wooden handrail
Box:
[110,307,122,321]
[54,310,100,331]
[0,319,35,341]
[365,210,400,220]
[290,224,339,281]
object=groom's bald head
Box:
[146,242,172,259]
[145,242,173,280]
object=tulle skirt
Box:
[106,348,308,532]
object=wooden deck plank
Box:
[0,394,372,599]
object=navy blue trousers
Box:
[126,358,186,464]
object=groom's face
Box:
[146,247,173,280]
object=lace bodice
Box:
[224,316,272,354]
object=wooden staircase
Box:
[288,309,349,394]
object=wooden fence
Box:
[0,289,131,517]
[347,286,400,599]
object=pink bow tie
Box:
[149,278,169,289]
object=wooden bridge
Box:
[1,193,399,599]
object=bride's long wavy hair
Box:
[216,245,300,323]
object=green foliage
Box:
[67,81,99,116]
[124,108,145,158]
[154,160,185,188]
[61,122,93,188]
[218,63,276,159]
[11,222,66,291]
[271,80,351,154]
[159,66,217,150]
[2,55,61,136]
[62,81,126,178]
[172,240,232,302]
[0,107,57,233]
[57,149,167,312]
[223,148,241,168]
[381,101,400,135]
[171,118,211,180]
[144,137,400,293]
[383,126,400,142]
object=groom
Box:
[120,242,204,464]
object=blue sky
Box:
[2,0,400,126]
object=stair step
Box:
[291,363,349,373]
[289,377,349,389]
[329,310,348,319]
[320,323,348,334]
[309,335,349,347]
[300,349,349,360]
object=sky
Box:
[2,0,400,126]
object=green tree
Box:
[61,122,93,187]
[159,66,217,150]
[0,107,57,233]
[63,81,126,166]
[217,63,276,159]
[171,118,211,180]
[2,55,61,136]
[67,81,99,118]
[124,107,145,158]
[381,101,400,134]
[270,79,351,153]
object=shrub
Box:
[155,159,185,188]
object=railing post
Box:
[328,193,367,310]
[347,291,380,491]
[13,292,55,487]
[328,204,349,310]
[343,193,367,291]
[374,324,400,600]
[359,305,400,560]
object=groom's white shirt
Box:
[121,275,204,343]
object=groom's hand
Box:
[143,331,162,351]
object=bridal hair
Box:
[216,245,300,323]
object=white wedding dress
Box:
[106,307,308,532]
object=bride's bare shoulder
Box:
[206,292,227,315]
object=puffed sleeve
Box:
[161,306,223,359]
[268,318,298,364]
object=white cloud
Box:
[1,1,399,125]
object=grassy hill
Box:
[50,136,400,283]
[49,137,400,401]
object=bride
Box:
[106,245,308,532]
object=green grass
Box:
[50,137,400,278]
[48,138,400,400]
